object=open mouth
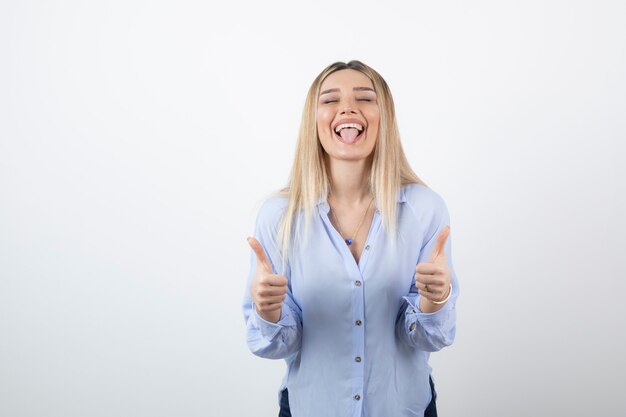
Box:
[334,122,365,144]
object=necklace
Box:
[330,197,375,246]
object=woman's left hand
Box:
[415,226,451,310]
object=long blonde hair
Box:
[274,60,426,264]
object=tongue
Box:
[339,128,360,143]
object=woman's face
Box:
[316,69,380,162]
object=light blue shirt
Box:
[243,183,459,416]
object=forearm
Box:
[246,302,302,359]
[397,291,457,352]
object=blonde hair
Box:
[274,60,426,265]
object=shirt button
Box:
[355,356,361,362]
[365,245,370,250]
[355,320,362,326]
[355,280,361,287]
[354,394,361,401]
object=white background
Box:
[1,1,625,416]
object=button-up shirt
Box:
[243,183,459,416]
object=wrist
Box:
[257,305,282,324]
[430,283,452,305]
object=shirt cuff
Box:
[251,303,296,340]
[403,294,453,332]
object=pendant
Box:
[345,238,353,245]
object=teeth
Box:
[334,123,364,133]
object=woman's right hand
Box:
[247,237,289,324]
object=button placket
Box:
[351,274,365,408]
[340,208,379,415]
[356,208,379,274]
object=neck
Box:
[326,156,373,206]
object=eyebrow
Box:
[319,87,376,95]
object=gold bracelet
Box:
[430,283,452,305]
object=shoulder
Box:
[402,183,448,215]
[401,183,450,237]
[255,194,289,230]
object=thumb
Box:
[429,225,450,262]
[247,237,273,273]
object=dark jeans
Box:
[279,375,438,417]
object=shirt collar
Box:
[316,186,406,214]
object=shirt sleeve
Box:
[396,188,459,352]
[242,198,302,360]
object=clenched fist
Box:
[247,237,289,323]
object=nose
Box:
[340,106,357,115]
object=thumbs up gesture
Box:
[415,226,452,311]
[247,237,289,324]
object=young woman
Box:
[243,60,459,417]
